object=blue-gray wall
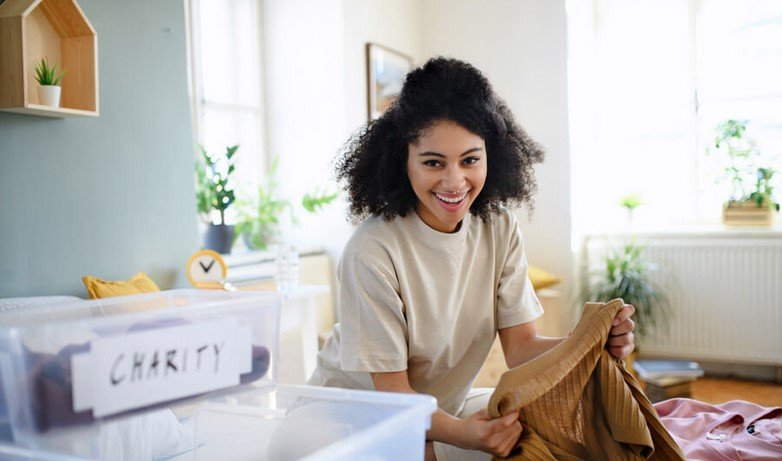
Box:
[0,0,199,297]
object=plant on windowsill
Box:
[195,144,239,254]
[33,58,65,107]
[235,156,338,251]
[710,119,780,227]
[582,240,671,351]
[619,193,643,228]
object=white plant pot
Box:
[37,85,61,107]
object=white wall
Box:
[263,0,425,265]
[421,0,575,325]
[265,1,574,326]
[342,0,425,133]
[262,0,351,260]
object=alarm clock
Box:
[185,249,228,289]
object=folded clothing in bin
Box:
[18,317,271,432]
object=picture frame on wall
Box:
[366,43,414,121]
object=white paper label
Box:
[72,318,252,418]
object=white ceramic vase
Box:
[37,85,61,107]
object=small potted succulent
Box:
[195,144,239,254]
[33,58,65,107]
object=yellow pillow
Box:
[528,265,561,290]
[82,272,160,299]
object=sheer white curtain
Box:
[187,0,266,224]
[568,0,782,241]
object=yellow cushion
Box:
[528,265,561,290]
[82,272,160,299]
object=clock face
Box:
[186,250,227,288]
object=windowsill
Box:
[583,224,782,240]
[222,246,326,284]
[223,245,326,266]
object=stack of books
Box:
[633,359,705,403]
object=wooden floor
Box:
[692,378,782,406]
[475,339,782,406]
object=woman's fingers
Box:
[607,331,634,347]
[608,305,636,359]
[480,412,522,456]
[612,304,635,326]
[609,343,635,359]
[495,421,523,457]
[610,318,635,336]
[487,410,517,430]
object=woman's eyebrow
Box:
[418,147,484,157]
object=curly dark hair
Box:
[335,57,545,223]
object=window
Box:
[186,0,266,223]
[568,0,782,240]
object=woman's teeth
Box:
[436,193,467,203]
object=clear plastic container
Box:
[0,384,437,461]
[0,290,281,450]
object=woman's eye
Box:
[423,160,441,167]
[463,157,480,165]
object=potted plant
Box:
[711,119,780,226]
[235,156,338,251]
[195,144,239,254]
[582,241,671,349]
[33,58,65,107]
[619,193,643,227]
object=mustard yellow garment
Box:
[82,272,160,299]
[487,299,685,460]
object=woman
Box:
[308,57,635,460]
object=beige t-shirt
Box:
[308,208,543,415]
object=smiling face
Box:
[406,119,488,233]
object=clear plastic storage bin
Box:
[0,290,281,450]
[0,384,437,461]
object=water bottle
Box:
[275,243,299,295]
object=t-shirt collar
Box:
[409,209,471,248]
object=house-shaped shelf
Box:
[0,0,98,118]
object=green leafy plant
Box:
[710,119,779,211]
[302,189,339,213]
[33,58,65,86]
[235,157,289,249]
[619,193,642,211]
[745,167,780,211]
[619,193,643,225]
[195,144,239,225]
[583,241,670,344]
[235,156,338,250]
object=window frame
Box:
[184,0,269,191]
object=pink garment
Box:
[654,398,782,461]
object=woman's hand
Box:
[459,409,522,457]
[607,303,635,358]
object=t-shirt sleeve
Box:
[337,251,409,373]
[496,217,544,330]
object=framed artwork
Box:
[366,43,414,120]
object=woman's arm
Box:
[370,371,521,458]
[499,304,637,369]
[498,321,563,369]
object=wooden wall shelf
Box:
[0,0,99,118]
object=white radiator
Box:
[583,232,782,366]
